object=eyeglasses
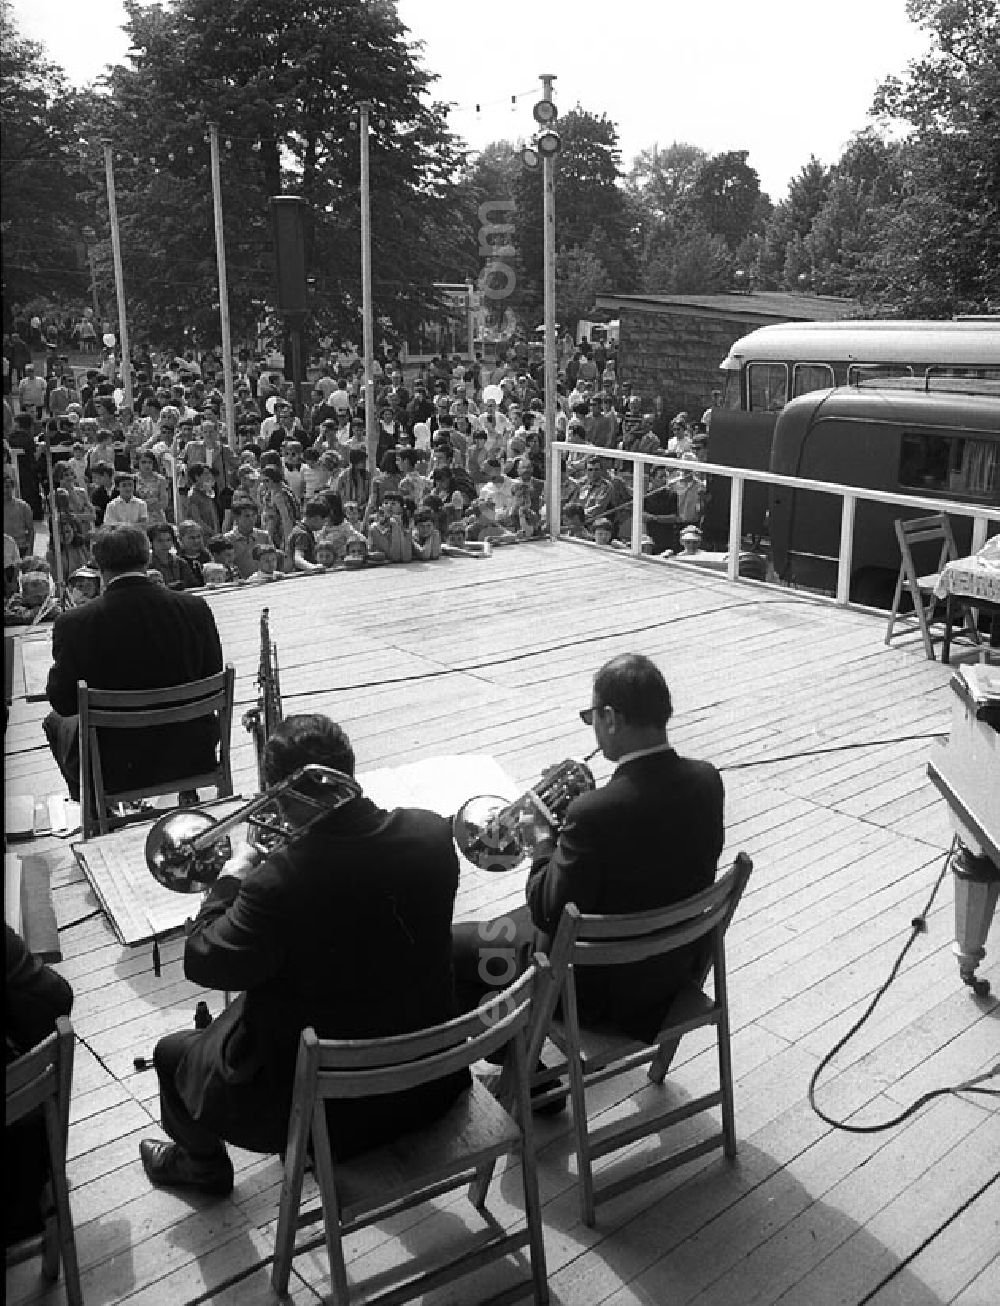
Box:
[579,705,602,726]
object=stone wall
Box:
[619,307,785,420]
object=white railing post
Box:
[836,493,857,606]
[549,442,562,540]
[631,458,644,556]
[727,474,744,582]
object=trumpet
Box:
[144,764,362,893]
[454,751,599,873]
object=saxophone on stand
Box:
[242,606,283,791]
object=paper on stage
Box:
[71,756,519,948]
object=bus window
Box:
[720,370,741,409]
[792,363,835,398]
[847,363,914,386]
[899,433,999,498]
[748,363,787,413]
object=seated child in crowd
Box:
[440,520,491,558]
[465,497,517,546]
[411,506,441,560]
[367,492,412,563]
[177,519,211,586]
[205,534,240,585]
[247,541,285,583]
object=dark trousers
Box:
[451,904,537,1015]
[153,1030,230,1160]
[42,711,81,801]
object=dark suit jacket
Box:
[45,573,223,793]
[176,799,469,1157]
[526,748,725,1040]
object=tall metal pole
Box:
[358,101,377,472]
[208,124,236,447]
[102,141,133,416]
[540,74,558,539]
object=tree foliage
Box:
[75,0,468,349]
[0,0,89,317]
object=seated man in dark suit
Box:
[140,713,469,1195]
[453,652,725,1044]
[42,523,224,806]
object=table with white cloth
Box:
[933,550,1000,664]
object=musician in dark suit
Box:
[140,713,468,1196]
[453,652,725,1043]
[43,523,223,804]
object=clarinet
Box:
[242,607,283,791]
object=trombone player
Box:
[140,713,470,1196]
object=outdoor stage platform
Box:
[5,540,998,1305]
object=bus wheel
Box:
[850,568,897,610]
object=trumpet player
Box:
[452,653,724,1058]
[140,713,470,1197]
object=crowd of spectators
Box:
[4,313,713,624]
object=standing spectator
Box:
[88,463,115,528]
[147,523,198,590]
[177,520,211,586]
[3,468,34,556]
[224,496,270,579]
[287,498,330,574]
[17,364,47,419]
[103,472,149,527]
[134,451,170,525]
[184,464,220,540]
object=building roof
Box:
[593,291,860,322]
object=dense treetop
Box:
[2,0,996,346]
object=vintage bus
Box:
[703,318,1000,542]
[767,384,1000,606]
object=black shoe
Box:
[140,1139,234,1196]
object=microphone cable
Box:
[807,836,1000,1133]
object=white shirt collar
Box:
[614,741,674,770]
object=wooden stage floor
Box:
[5,540,998,1305]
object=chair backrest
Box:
[894,513,959,579]
[299,958,548,1104]
[565,852,753,970]
[6,1016,74,1143]
[78,663,235,831]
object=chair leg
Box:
[272,1117,311,1294]
[648,1035,680,1085]
[44,1112,83,1306]
[468,1159,497,1210]
[310,1108,351,1306]
[566,1048,595,1227]
[884,566,906,645]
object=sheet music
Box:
[359,754,518,819]
[71,798,247,947]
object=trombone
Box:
[144,764,362,893]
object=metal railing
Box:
[547,442,1000,609]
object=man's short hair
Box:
[263,713,355,784]
[91,524,151,573]
[593,653,672,729]
[303,497,330,519]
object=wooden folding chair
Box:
[5,1016,83,1306]
[532,853,753,1226]
[272,960,551,1306]
[78,664,235,837]
[884,514,975,660]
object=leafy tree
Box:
[626,141,707,228]
[76,0,467,350]
[689,150,768,250]
[757,156,831,287]
[868,0,1000,313]
[555,243,609,333]
[640,228,733,295]
[0,0,90,319]
[516,107,634,308]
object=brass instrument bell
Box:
[454,757,596,872]
[144,764,362,893]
